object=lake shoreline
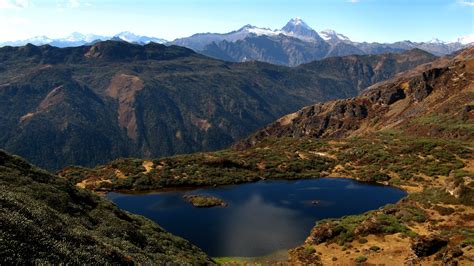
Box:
[107,178,407,257]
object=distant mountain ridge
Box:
[0,31,167,48]
[2,18,471,66]
[172,18,473,66]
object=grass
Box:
[61,132,472,193]
[213,249,289,264]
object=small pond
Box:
[107,178,406,257]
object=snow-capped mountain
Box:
[170,18,329,51]
[113,32,167,44]
[0,18,471,66]
[319,29,351,44]
[281,18,324,42]
[0,36,54,47]
[239,25,281,36]
[64,32,106,43]
[0,32,167,48]
[170,24,283,51]
[193,18,473,66]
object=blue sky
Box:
[0,0,472,42]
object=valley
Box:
[57,46,473,264]
[0,42,434,170]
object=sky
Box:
[0,0,473,43]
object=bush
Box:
[369,245,380,251]
[355,256,367,263]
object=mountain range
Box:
[0,41,435,170]
[1,18,472,66]
[177,18,472,66]
[0,31,167,48]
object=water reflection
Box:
[107,178,406,257]
[218,194,305,256]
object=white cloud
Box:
[347,0,359,3]
[0,0,31,9]
[55,0,85,10]
[8,16,30,25]
[458,0,474,6]
[68,0,79,8]
[0,16,31,42]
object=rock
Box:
[442,247,463,264]
[383,207,398,214]
[288,246,322,265]
[308,222,342,244]
[354,217,380,235]
[411,235,448,257]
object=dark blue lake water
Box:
[107,178,406,257]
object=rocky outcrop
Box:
[411,235,448,257]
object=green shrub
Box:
[369,246,380,252]
[355,256,367,263]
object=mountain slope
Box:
[236,47,474,149]
[0,42,435,170]
[201,34,330,66]
[0,150,211,264]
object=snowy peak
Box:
[428,38,446,44]
[64,32,105,42]
[281,18,312,32]
[114,31,141,42]
[281,18,323,42]
[237,24,281,36]
[0,31,167,48]
[319,29,351,43]
[114,31,166,44]
[284,17,311,29]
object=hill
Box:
[0,150,211,264]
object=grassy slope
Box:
[0,150,211,264]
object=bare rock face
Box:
[411,235,448,257]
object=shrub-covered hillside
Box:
[0,150,211,264]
